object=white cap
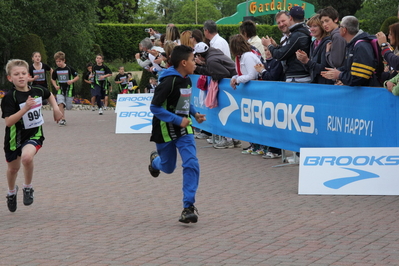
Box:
[194,42,209,54]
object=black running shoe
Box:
[6,186,18,212]
[179,205,199,223]
[148,151,160,177]
[23,187,34,206]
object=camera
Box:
[140,51,149,61]
[145,28,150,32]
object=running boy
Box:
[114,66,129,94]
[1,59,62,212]
[83,63,96,111]
[148,45,206,224]
[93,54,112,115]
[51,51,79,125]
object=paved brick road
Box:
[0,109,398,265]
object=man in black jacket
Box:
[262,6,311,83]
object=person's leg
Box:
[94,85,103,108]
[176,134,199,208]
[21,143,38,186]
[7,157,21,192]
[153,141,177,174]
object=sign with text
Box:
[298,147,399,195]
[115,93,153,134]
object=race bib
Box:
[175,88,191,115]
[120,76,127,85]
[33,69,45,81]
[96,70,105,81]
[57,70,69,83]
[19,97,44,129]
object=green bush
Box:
[380,17,399,34]
[12,34,48,64]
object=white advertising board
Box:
[299,147,399,195]
[115,93,154,134]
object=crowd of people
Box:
[3,5,399,223]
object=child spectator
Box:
[83,63,96,111]
[149,45,206,224]
[127,73,139,94]
[93,54,112,115]
[1,59,62,212]
[384,73,399,95]
[254,46,284,81]
[146,77,157,93]
[51,51,79,126]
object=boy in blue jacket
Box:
[148,45,206,224]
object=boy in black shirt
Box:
[93,54,112,114]
[51,51,79,125]
[1,59,62,212]
[149,45,206,223]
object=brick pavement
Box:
[0,108,399,265]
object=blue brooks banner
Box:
[189,75,399,151]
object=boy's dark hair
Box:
[319,6,339,22]
[86,62,93,68]
[239,20,257,38]
[170,45,193,69]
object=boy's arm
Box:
[150,104,183,126]
[47,93,63,122]
[67,75,79,85]
[4,96,36,127]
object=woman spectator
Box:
[376,22,399,79]
[229,34,265,155]
[296,15,333,84]
[165,26,180,45]
[180,30,192,47]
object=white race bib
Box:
[19,97,44,129]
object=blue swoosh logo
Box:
[130,118,152,130]
[323,168,379,189]
[129,102,146,107]
[218,91,239,126]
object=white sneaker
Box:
[195,133,210,139]
[91,106,95,111]
[103,107,107,111]
[262,152,282,159]
[99,108,103,115]
[213,139,234,149]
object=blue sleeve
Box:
[190,105,198,117]
[150,104,183,126]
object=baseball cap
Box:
[289,6,305,20]
[193,42,209,54]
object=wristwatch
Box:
[380,42,389,48]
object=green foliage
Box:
[380,17,399,34]
[356,0,398,34]
[97,0,139,23]
[171,0,222,24]
[12,34,47,64]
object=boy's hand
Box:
[195,113,206,124]
[67,80,73,85]
[53,108,63,122]
[180,117,190,128]
[24,96,36,111]
[254,63,264,73]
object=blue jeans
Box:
[152,134,199,208]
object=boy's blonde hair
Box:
[5,59,29,75]
[54,51,66,61]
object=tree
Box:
[172,0,222,24]
[16,0,98,68]
[355,0,398,34]
[156,0,180,24]
[97,0,139,23]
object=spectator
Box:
[254,46,284,82]
[165,26,180,44]
[296,14,334,84]
[239,20,266,59]
[191,29,205,47]
[230,34,266,155]
[203,20,231,58]
[321,16,381,87]
[180,30,192,47]
[275,10,291,45]
[194,42,236,82]
[319,6,347,68]
[384,71,399,95]
[377,22,399,71]
[263,6,312,83]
